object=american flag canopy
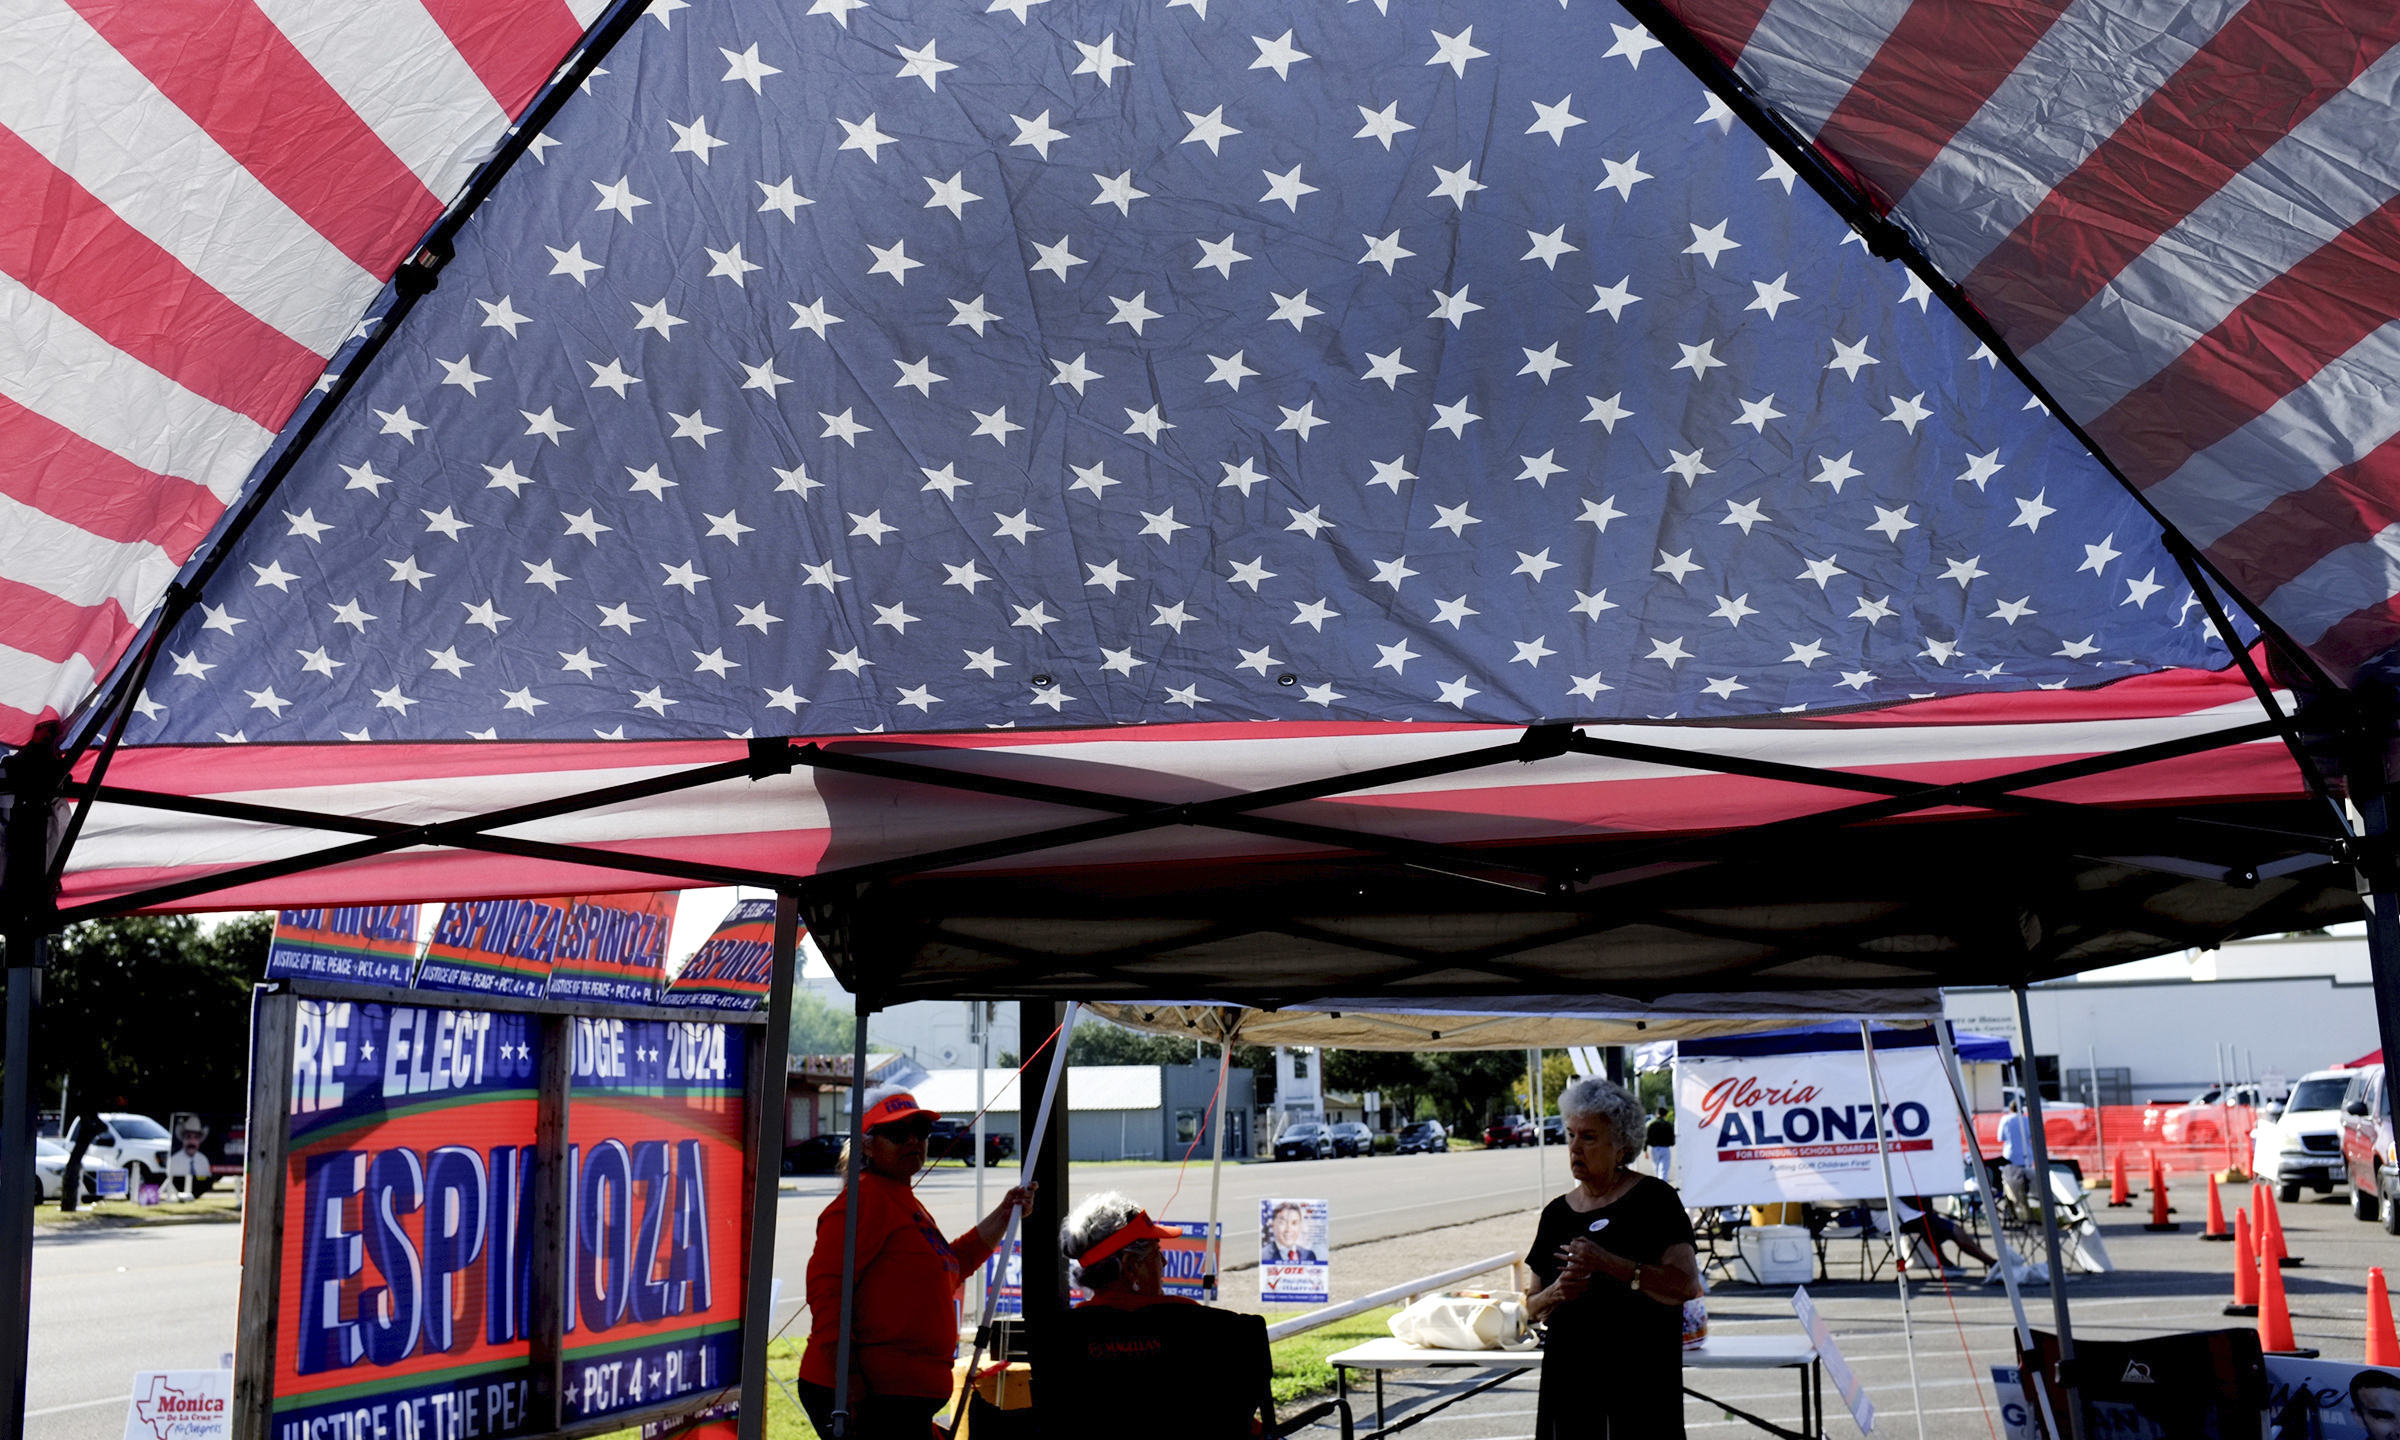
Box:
[123,0,2238,745]
[0,0,611,747]
[1659,0,2400,683]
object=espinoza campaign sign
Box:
[266,998,749,1440]
[1673,1027,1970,1207]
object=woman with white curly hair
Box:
[1062,1190,1190,1309]
[1524,1075,1704,1437]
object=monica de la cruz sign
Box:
[1673,1038,1965,1206]
[267,997,750,1440]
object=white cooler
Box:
[1737,1224,1815,1284]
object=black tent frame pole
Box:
[830,994,870,1438]
[0,743,60,1440]
[2343,708,2400,1117]
[2013,985,2084,1440]
[735,895,799,1440]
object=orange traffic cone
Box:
[2262,1186,2300,1267]
[2224,1208,2258,1316]
[2258,1226,2299,1353]
[2273,1186,2304,1266]
[2108,1149,2132,1207]
[2146,1156,2179,1231]
[2201,1177,2231,1240]
[2370,1268,2400,1366]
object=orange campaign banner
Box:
[561,1016,750,1422]
[276,997,546,1436]
[661,901,777,1013]
[269,998,751,1439]
[548,894,680,1007]
[265,906,422,988]
[417,897,572,1000]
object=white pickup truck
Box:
[61,1112,174,1188]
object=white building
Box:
[911,1063,1258,1162]
[796,979,1022,1070]
[1943,925,2383,1103]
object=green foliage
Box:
[1420,1050,1533,1134]
[1066,1016,1204,1066]
[1324,1048,1431,1119]
[1512,1051,1577,1116]
[786,987,856,1058]
[42,914,266,1119]
[1270,1305,1402,1405]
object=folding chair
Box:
[1051,1302,1339,1438]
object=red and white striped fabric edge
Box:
[1660,0,2400,682]
[60,663,2303,911]
[0,0,600,747]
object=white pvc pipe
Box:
[1205,1009,1235,1292]
[1859,1022,1927,1440]
[1935,1020,2058,1440]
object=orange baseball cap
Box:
[1074,1208,1182,1266]
[860,1091,942,1132]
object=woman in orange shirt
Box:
[799,1090,1035,1438]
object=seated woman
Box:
[1065,1192,1191,1307]
[1525,1076,1706,1439]
[1885,1194,1999,1273]
[1053,1192,1270,1438]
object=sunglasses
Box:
[870,1118,935,1141]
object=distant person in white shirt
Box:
[1997,1100,2034,1212]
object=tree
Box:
[1066,1017,1200,1066]
[44,915,265,1208]
[1421,1050,1532,1135]
[787,988,856,1058]
[1511,1052,1577,1117]
[1322,1049,1431,1118]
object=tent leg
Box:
[735,896,798,1440]
[830,995,870,1439]
[1530,1047,1546,1202]
[0,741,58,1440]
[2015,986,2086,1440]
[973,1003,990,1312]
[1934,1022,2058,1440]
[1858,1023,1926,1440]
[0,949,36,1440]
[1205,1013,1234,1293]
[1019,1003,1073,1386]
[948,1002,1078,1440]
[2344,742,2400,1117]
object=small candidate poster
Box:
[2264,1355,2400,1438]
[416,896,572,999]
[663,900,779,1012]
[547,892,680,1005]
[124,1370,230,1440]
[265,906,420,987]
[1259,1199,1329,1304]
[1159,1220,1220,1302]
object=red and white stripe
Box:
[60,666,2302,911]
[1664,0,2400,679]
[0,0,596,745]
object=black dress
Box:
[1525,1174,1696,1438]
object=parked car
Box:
[781,1132,849,1175]
[1975,1090,2098,1152]
[2342,1065,2400,1232]
[2158,1083,2269,1144]
[62,1113,172,1186]
[1327,1121,1375,1157]
[2254,1069,2353,1201]
[32,1138,93,1203]
[1396,1121,1447,1154]
[927,1118,1015,1167]
[1483,1114,1528,1148]
[1540,1116,1563,1146]
[1274,1122,1334,1161]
